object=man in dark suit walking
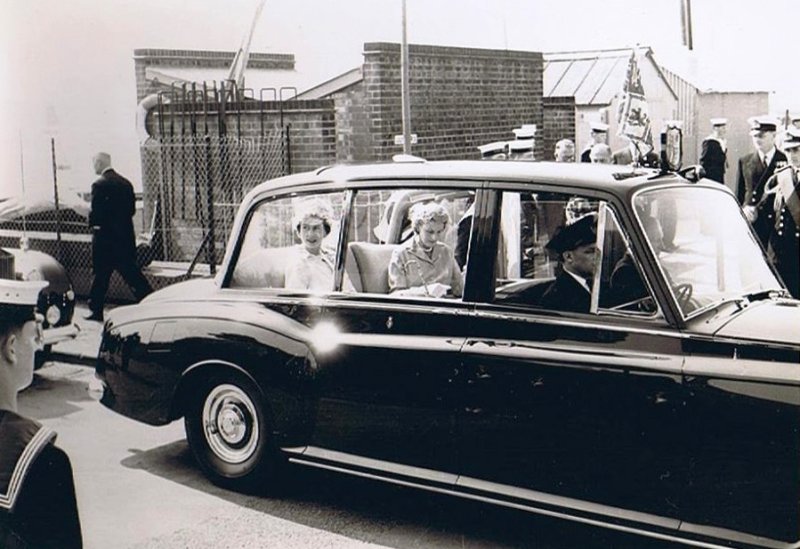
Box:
[86,152,152,321]
[699,117,728,184]
[736,117,788,247]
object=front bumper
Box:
[42,323,80,346]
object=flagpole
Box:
[400,0,412,154]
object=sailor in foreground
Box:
[0,264,82,548]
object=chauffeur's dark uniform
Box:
[765,166,800,298]
[88,168,152,316]
[736,150,787,246]
[0,410,82,548]
[699,137,727,184]
[539,272,591,313]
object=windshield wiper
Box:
[697,289,789,316]
[742,289,790,302]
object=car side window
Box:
[343,188,473,299]
[493,191,656,316]
[493,190,583,308]
[597,208,657,315]
[229,191,345,291]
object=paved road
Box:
[19,305,675,548]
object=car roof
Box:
[246,159,692,202]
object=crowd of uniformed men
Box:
[476,115,800,299]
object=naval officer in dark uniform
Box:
[736,117,788,247]
[0,266,82,548]
[762,128,800,298]
[539,213,598,313]
[699,117,728,184]
[86,152,152,321]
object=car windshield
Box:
[633,186,783,317]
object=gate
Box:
[140,83,294,274]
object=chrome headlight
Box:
[66,289,75,301]
[45,304,61,326]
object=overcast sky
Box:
[2,0,797,196]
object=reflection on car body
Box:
[95,159,800,549]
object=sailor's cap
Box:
[508,139,534,151]
[477,141,508,157]
[748,116,778,134]
[783,128,800,150]
[589,121,609,133]
[512,125,537,139]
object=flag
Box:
[680,0,694,50]
[616,49,652,146]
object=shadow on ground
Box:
[120,439,675,549]
[20,365,93,420]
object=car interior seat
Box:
[346,242,402,294]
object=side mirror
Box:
[679,165,706,182]
[660,126,683,172]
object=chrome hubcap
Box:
[202,384,259,464]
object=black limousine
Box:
[95,158,800,549]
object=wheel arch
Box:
[170,359,264,422]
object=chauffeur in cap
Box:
[700,118,728,184]
[581,122,609,163]
[762,128,800,298]
[538,213,598,313]
[737,116,788,246]
[0,265,82,547]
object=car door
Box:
[456,187,688,522]
[306,184,478,476]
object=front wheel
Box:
[184,373,277,491]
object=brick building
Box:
[133,43,572,265]
[299,42,559,163]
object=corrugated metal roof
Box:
[544,47,676,106]
[295,67,363,100]
[144,66,317,98]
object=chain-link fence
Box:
[140,127,287,271]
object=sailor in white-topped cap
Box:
[0,259,83,548]
[512,124,537,140]
[580,121,609,163]
[508,138,535,160]
[477,141,508,160]
[700,117,728,184]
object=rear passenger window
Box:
[229,191,346,291]
[343,188,473,299]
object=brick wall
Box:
[345,42,544,162]
[543,96,577,161]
